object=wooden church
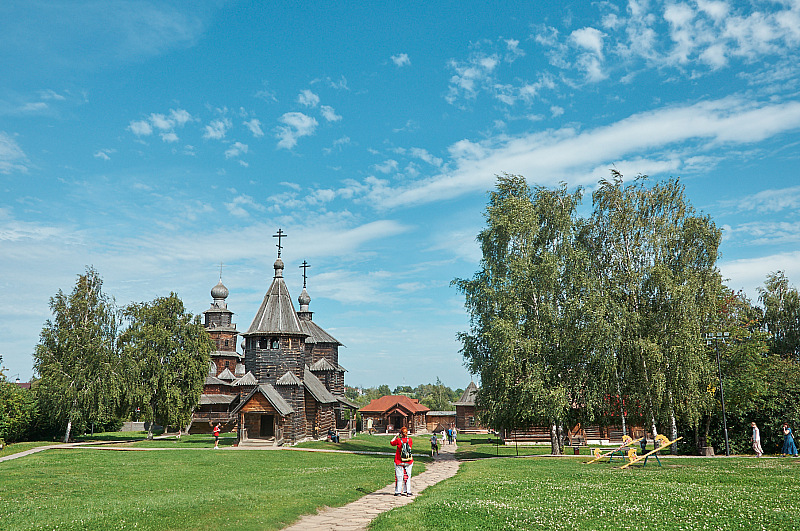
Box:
[189,231,357,444]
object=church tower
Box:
[203,277,244,379]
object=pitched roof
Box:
[309,358,337,372]
[427,411,456,416]
[204,376,227,386]
[300,319,343,346]
[358,395,430,415]
[453,381,479,406]
[335,395,360,409]
[244,259,306,337]
[232,371,258,386]
[217,368,236,381]
[276,370,303,386]
[303,367,337,404]
[199,394,238,405]
[231,383,294,417]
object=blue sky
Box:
[2,0,799,389]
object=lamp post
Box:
[706,332,730,456]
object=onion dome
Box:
[298,287,311,311]
[211,280,229,301]
[274,258,284,278]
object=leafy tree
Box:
[420,378,454,411]
[393,385,414,395]
[33,267,125,442]
[121,293,213,438]
[0,376,38,443]
[589,175,722,449]
[455,175,606,454]
[758,271,800,360]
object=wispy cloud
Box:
[0,132,28,174]
[203,118,232,140]
[93,148,115,161]
[244,118,264,137]
[350,96,800,208]
[320,105,342,122]
[224,141,248,159]
[298,89,320,107]
[391,53,411,67]
[731,185,800,213]
[275,112,318,149]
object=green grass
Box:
[456,435,556,459]
[370,456,800,530]
[0,447,399,530]
[297,432,433,457]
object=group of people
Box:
[750,422,797,457]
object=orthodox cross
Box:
[299,260,310,288]
[218,261,224,281]
[273,228,287,258]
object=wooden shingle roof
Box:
[300,319,343,346]
[243,259,306,337]
[231,383,294,417]
[303,367,337,404]
[453,381,478,406]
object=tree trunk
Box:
[668,391,678,454]
[63,418,72,443]
[550,423,562,455]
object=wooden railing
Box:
[192,412,234,422]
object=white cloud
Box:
[391,53,411,67]
[298,89,320,107]
[275,112,318,149]
[129,119,153,136]
[360,96,800,209]
[169,108,192,126]
[733,185,800,213]
[244,118,264,137]
[224,193,264,218]
[225,141,249,159]
[0,132,28,174]
[93,149,115,160]
[161,131,178,143]
[373,159,399,174]
[203,118,232,140]
[38,89,66,101]
[149,113,174,130]
[320,105,342,122]
[571,27,605,58]
[720,251,800,301]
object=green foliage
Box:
[33,267,126,442]
[0,380,38,442]
[759,270,800,360]
[121,293,213,437]
[455,174,724,452]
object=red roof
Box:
[359,395,430,415]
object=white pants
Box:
[394,463,412,494]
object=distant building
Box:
[359,395,430,434]
[453,381,484,431]
[189,235,357,444]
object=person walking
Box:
[782,423,798,457]
[751,422,763,457]
[391,427,414,496]
[430,433,439,457]
[213,423,221,449]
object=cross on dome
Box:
[273,228,287,258]
[300,260,310,288]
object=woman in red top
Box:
[213,423,221,448]
[391,426,413,496]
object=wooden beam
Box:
[620,437,683,469]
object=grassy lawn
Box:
[371,456,800,530]
[456,434,555,459]
[0,446,399,530]
[297,432,433,458]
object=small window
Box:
[271,337,280,349]
[224,339,229,347]
[225,361,230,368]
[259,338,268,349]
